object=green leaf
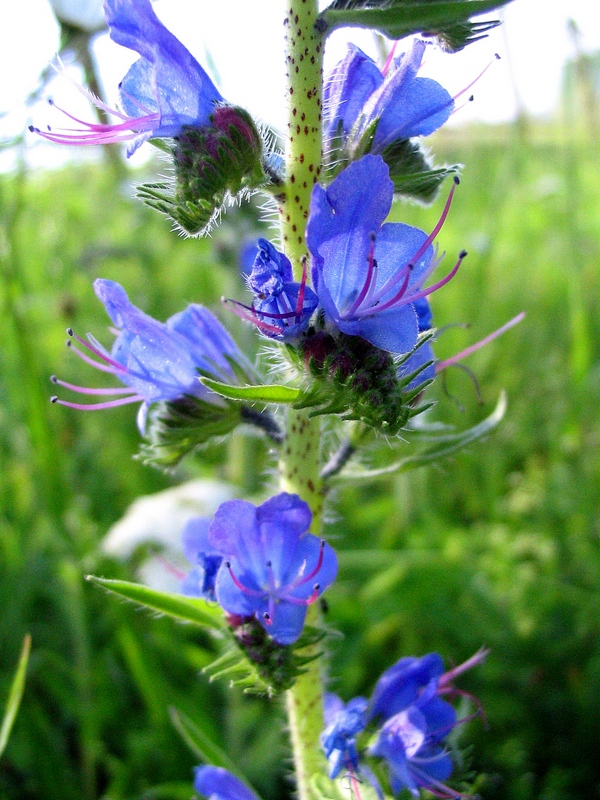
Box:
[0,634,31,757]
[337,390,507,480]
[169,707,253,784]
[200,377,301,404]
[86,576,226,631]
[319,0,512,50]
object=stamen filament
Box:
[287,540,325,589]
[50,376,137,396]
[345,232,378,318]
[367,177,459,307]
[68,328,127,372]
[224,562,265,598]
[51,395,143,411]
[436,313,525,372]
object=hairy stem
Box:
[281,0,324,279]
[279,3,328,799]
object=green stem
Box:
[279,412,326,800]
[279,3,328,798]
[281,0,324,279]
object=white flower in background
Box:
[48,0,106,32]
[102,479,234,591]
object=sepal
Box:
[138,394,243,470]
[289,331,434,435]
[377,139,459,201]
[138,106,273,236]
[319,0,512,52]
[202,617,328,697]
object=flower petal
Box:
[194,766,260,800]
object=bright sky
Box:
[1,0,599,171]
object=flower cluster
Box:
[321,649,488,798]
[182,493,337,645]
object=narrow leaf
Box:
[320,0,512,43]
[338,390,507,480]
[169,707,251,782]
[0,634,31,757]
[86,576,225,631]
[200,377,301,404]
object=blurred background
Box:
[1,1,600,799]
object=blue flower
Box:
[321,693,368,779]
[369,652,445,722]
[194,766,260,800]
[31,0,223,155]
[181,517,223,602]
[320,650,487,798]
[306,154,465,354]
[207,493,337,645]
[227,239,318,341]
[51,279,250,432]
[370,700,457,798]
[324,40,453,155]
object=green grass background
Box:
[1,119,599,800]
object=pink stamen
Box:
[367,178,459,308]
[67,328,127,372]
[287,540,326,590]
[348,766,364,800]
[223,298,288,335]
[439,646,490,686]
[382,41,399,76]
[354,251,465,319]
[284,584,320,606]
[345,232,379,318]
[453,55,500,104]
[436,313,525,373]
[50,376,136,396]
[224,562,264,598]
[295,257,308,323]
[51,394,143,411]
[67,341,117,373]
[156,555,186,581]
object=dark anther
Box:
[319,539,325,548]
[453,176,460,185]
[48,98,54,106]
[50,375,58,384]
[66,340,72,348]
[266,560,272,568]
[469,95,474,102]
[459,249,468,259]
[224,560,231,568]
[313,583,320,591]
[66,327,74,336]
[407,262,414,271]
[50,396,58,403]
[263,612,271,621]
[369,231,376,242]
[28,125,35,132]
[495,53,501,60]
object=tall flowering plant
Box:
[37,0,520,798]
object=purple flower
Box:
[206,493,337,645]
[306,154,465,354]
[181,517,222,602]
[51,279,249,432]
[321,693,368,779]
[324,40,453,155]
[31,0,223,155]
[227,239,318,341]
[194,766,259,800]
